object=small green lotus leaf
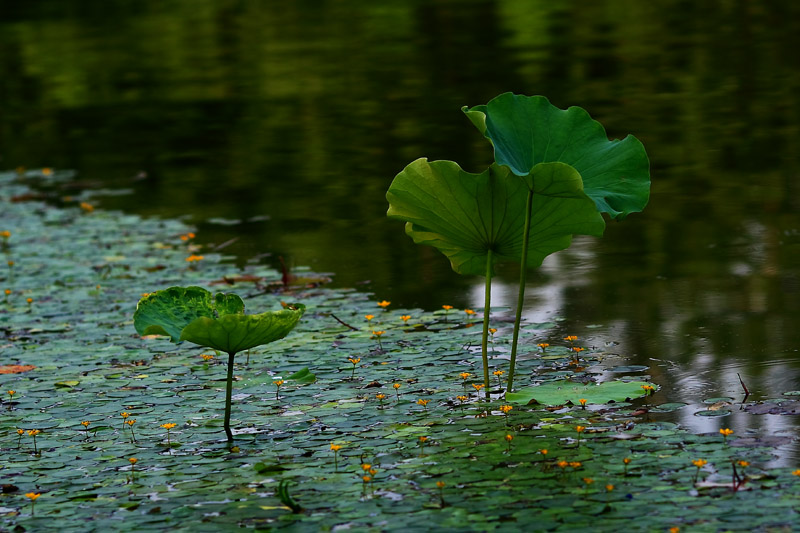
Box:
[506,380,653,406]
[133,286,215,341]
[462,92,650,219]
[180,304,305,354]
[134,286,304,353]
[386,159,604,276]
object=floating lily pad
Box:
[650,402,688,413]
[288,368,317,385]
[694,409,731,417]
[745,401,800,415]
[703,397,735,404]
[506,380,652,406]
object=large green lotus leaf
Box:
[463,93,650,219]
[133,286,215,341]
[180,304,305,354]
[506,380,653,406]
[386,159,605,276]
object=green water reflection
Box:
[3,0,800,458]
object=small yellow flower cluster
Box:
[185,254,204,262]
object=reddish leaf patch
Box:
[0,364,36,374]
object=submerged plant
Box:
[134,286,305,442]
[387,93,650,394]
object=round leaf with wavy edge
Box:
[386,159,605,276]
[134,286,304,353]
[180,306,305,354]
[462,92,650,220]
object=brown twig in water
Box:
[737,373,750,405]
[329,313,359,331]
[279,256,292,288]
[731,459,745,492]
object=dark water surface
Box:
[3,1,800,462]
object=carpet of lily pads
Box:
[2,170,800,532]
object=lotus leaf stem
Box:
[224,351,236,442]
[480,249,493,400]
[507,188,534,393]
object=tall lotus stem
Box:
[480,249,493,400]
[224,351,236,443]
[507,188,534,393]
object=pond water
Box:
[3,1,800,463]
